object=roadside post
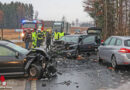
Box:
[0,75,6,86]
[0,75,13,90]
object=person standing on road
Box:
[54,30,59,40]
[37,29,43,47]
[24,30,31,49]
[59,31,64,39]
[46,29,52,51]
[42,30,46,45]
[32,29,37,48]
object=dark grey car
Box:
[0,40,56,78]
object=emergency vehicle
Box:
[21,20,44,40]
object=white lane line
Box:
[31,80,36,90]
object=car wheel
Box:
[111,56,118,69]
[29,64,42,78]
[75,49,79,57]
[99,57,103,63]
[97,52,103,63]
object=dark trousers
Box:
[37,40,42,47]
[46,39,51,51]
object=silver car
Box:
[98,36,130,68]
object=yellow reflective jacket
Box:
[54,32,59,40]
[59,32,64,38]
[32,32,37,41]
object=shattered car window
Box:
[60,36,79,43]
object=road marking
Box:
[0,87,12,90]
[31,80,36,90]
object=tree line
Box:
[0,1,34,29]
[83,0,130,39]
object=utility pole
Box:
[105,0,107,37]
[0,10,4,40]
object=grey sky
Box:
[1,0,93,23]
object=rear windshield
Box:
[124,40,130,47]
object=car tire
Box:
[98,56,103,64]
[97,51,103,63]
[111,56,118,69]
[29,64,42,78]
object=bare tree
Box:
[0,10,4,40]
[34,10,38,20]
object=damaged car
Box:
[65,27,102,58]
[0,40,57,78]
[49,34,88,58]
[50,27,102,58]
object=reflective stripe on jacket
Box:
[37,31,43,40]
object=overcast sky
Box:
[1,0,93,23]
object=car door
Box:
[114,39,122,61]
[79,35,96,52]
[99,37,112,60]
[105,37,117,62]
[0,45,24,75]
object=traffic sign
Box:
[15,29,23,32]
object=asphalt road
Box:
[3,55,130,90]
[24,55,130,90]
[0,78,26,90]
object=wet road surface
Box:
[33,55,130,90]
[0,78,26,90]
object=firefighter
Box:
[37,29,43,47]
[46,29,52,51]
[32,29,37,48]
[42,30,46,44]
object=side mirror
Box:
[15,52,19,58]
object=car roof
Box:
[0,40,11,46]
[65,34,88,37]
[88,27,102,30]
[111,36,130,40]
